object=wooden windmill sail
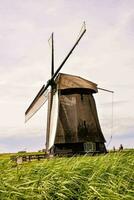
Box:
[25,23,107,155]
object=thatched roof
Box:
[55,73,98,93]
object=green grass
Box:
[0,151,133,200]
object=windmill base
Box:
[49,142,107,156]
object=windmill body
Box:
[25,23,107,155]
[47,73,106,154]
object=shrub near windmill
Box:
[25,23,109,155]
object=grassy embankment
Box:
[0,150,133,200]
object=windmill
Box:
[25,23,108,155]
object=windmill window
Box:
[84,142,96,152]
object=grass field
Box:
[0,150,133,200]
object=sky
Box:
[0,0,134,152]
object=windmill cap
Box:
[55,73,98,93]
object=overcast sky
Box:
[0,0,134,152]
